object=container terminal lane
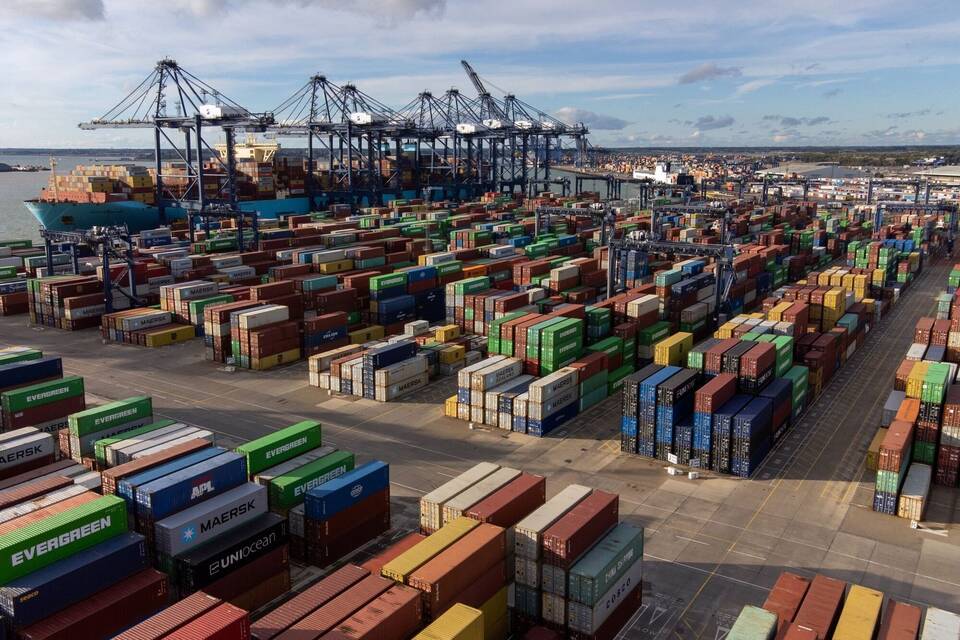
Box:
[1,257,957,639]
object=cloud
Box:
[678,63,742,85]
[735,78,777,95]
[693,115,735,130]
[554,107,629,130]
[8,0,104,20]
[823,88,844,98]
[589,93,654,101]
[887,108,931,119]
[170,0,445,21]
[763,115,832,126]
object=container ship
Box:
[23,138,421,232]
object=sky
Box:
[0,0,959,149]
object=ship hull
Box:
[23,197,315,233]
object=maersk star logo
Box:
[182,527,196,543]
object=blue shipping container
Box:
[732,397,773,441]
[135,451,248,521]
[0,532,148,626]
[528,400,578,437]
[117,447,226,506]
[640,366,681,406]
[364,340,417,369]
[0,357,63,391]
[305,460,389,521]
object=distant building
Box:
[756,163,868,180]
[633,160,688,183]
[917,165,960,184]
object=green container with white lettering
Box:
[68,396,153,438]
[269,450,355,511]
[1,376,84,414]
[0,349,42,368]
[0,495,127,584]
[235,420,322,477]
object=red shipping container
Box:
[877,600,922,640]
[165,603,250,640]
[251,565,370,640]
[782,624,818,640]
[694,373,737,414]
[359,532,426,575]
[305,489,390,541]
[792,574,846,640]
[465,473,546,529]
[116,592,223,640]
[307,511,390,567]
[451,557,507,610]
[0,475,72,510]
[762,572,810,634]
[321,584,422,640]
[0,459,75,491]
[276,574,393,640]
[19,569,168,640]
[879,421,914,473]
[542,490,619,569]
[705,339,741,375]
[407,523,506,615]
[741,343,776,378]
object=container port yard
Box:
[1,19,960,640]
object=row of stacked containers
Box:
[0,346,401,638]
[869,264,960,520]
[727,570,959,639]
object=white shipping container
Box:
[308,345,363,373]
[514,556,540,588]
[105,422,191,466]
[254,446,336,486]
[419,462,500,533]
[527,388,578,422]
[626,294,658,318]
[471,359,523,391]
[921,608,960,640]
[120,310,172,332]
[132,430,214,460]
[0,485,89,525]
[210,255,243,269]
[441,467,521,525]
[527,368,578,404]
[457,356,506,389]
[514,484,591,560]
[0,431,55,474]
[238,305,289,330]
[542,591,566,626]
[374,355,428,387]
[897,463,931,522]
[374,372,428,401]
[906,343,927,361]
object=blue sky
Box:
[1,0,958,148]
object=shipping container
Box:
[413,603,483,640]
[877,600,922,640]
[565,547,642,635]
[381,517,479,583]
[136,451,248,522]
[567,522,643,606]
[116,446,226,505]
[270,450,355,511]
[305,461,389,521]
[275,573,393,640]
[0,494,127,583]
[115,592,223,640]
[465,472,546,529]
[359,532,426,575]
[514,484,591,560]
[324,584,422,640]
[920,608,960,640]
[727,605,778,640]
[251,564,370,640]
[541,490,618,569]
[441,467,520,525]
[154,483,268,556]
[236,420,323,477]
[165,603,251,640]
[17,568,168,640]
[793,574,846,640]
[761,572,809,633]
[419,462,499,533]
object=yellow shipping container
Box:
[435,324,461,343]
[349,325,385,344]
[316,259,354,274]
[415,604,484,640]
[715,322,738,339]
[479,587,508,640]
[444,396,459,418]
[144,325,196,348]
[653,332,693,366]
[905,361,927,399]
[833,585,883,640]
[866,427,887,472]
[439,345,465,364]
[817,271,832,286]
[251,348,301,370]
[382,517,479,583]
[767,301,792,323]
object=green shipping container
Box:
[0,349,42,368]
[638,322,671,346]
[568,523,643,606]
[236,420,323,477]
[1,375,84,414]
[93,418,177,466]
[435,261,462,277]
[188,294,234,324]
[269,450,355,510]
[0,496,127,584]
[68,396,153,438]
[370,273,407,291]
[588,336,622,359]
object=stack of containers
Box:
[99,308,196,348]
[419,462,500,535]
[0,495,171,638]
[0,375,85,435]
[539,490,619,630]
[65,396,154,464]
[303,461,390,567]
[760,571,810,636]
[232,304,301,371]
[513,484,591,622]
[202,299,265,362]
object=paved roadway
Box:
[1,257,959,638]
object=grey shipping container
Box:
[154,482,268,556]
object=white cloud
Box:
[7,0,104,20]
[554,107,629,130]
[735,78,777,95]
